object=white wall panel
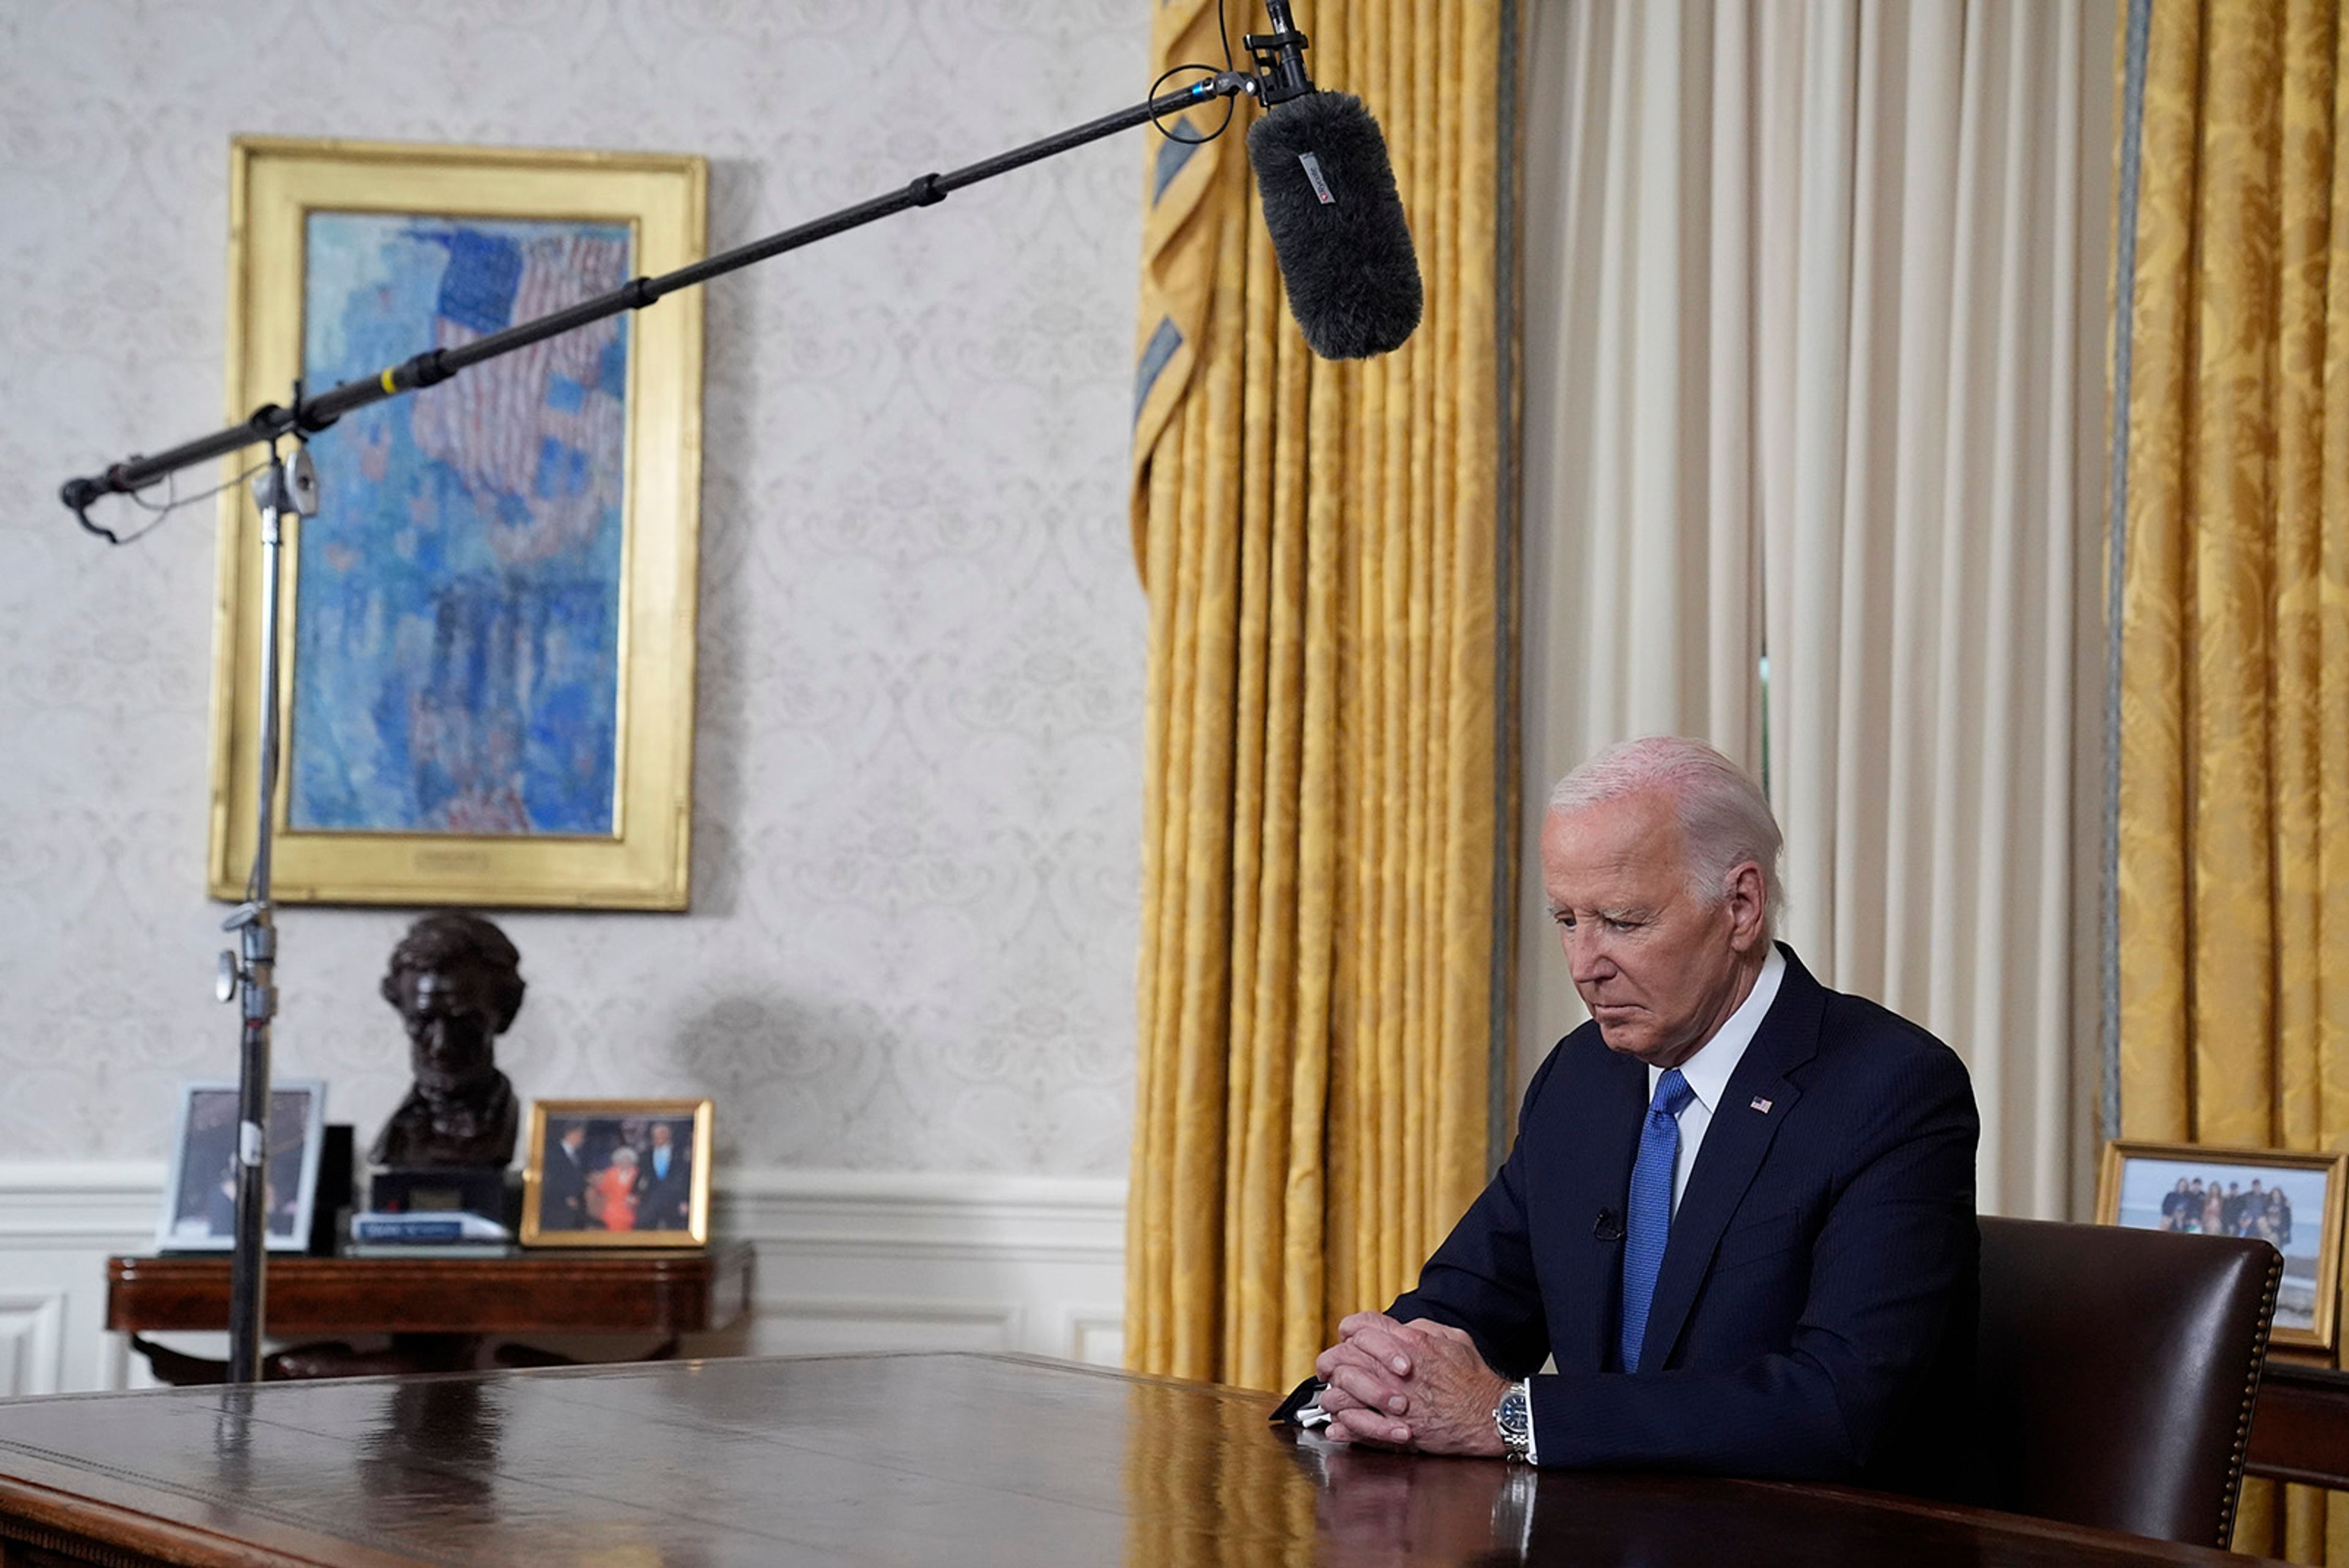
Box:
[0,1295,64,1399]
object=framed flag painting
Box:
[207,137,705,908]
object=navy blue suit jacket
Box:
[1384,945,1978,1488]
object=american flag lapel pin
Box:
[1750,1096,1773,1114]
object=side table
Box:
[2249,1358,2349,1489]
[105,1241,753,1383]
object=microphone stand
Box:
[211,442,316,1384]
[57,62,1285,1387]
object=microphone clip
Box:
[1246,1,1316,106]
[1593,1209,1625,1243]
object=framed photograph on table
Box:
[521,1098,712,1246]
[2097,1139,2347,1355]
[207,136,707,910]
[155,1079,328,1252]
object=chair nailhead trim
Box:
[2217,1250,2285,1550]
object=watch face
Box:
[1496,1385,1531,1438]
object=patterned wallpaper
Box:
[0,2,1148,1174]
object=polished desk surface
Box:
[105,1242,754,1335]
[0,1353,2290,1567]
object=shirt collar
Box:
[1649,945,1787,1114]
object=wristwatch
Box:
[1492,1378,1532,1462]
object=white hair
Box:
[1546,736,1785,937]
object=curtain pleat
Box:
[1125,0,1505,1392]
[1879,0,1964,1007]
[2113,1,2349,1558]
[1520,0,2093,1221]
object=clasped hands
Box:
[1311,1312,1511,1457]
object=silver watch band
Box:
[1493,1377,1533,1462]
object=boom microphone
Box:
[1243,4,1424,360]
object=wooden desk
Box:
[0,1353,2290,1566]
[105,1243,752,1381]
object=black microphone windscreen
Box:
[1246,91,1424,360]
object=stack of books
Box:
[346,1209,515,1258]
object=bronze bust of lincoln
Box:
[370,912,525,1169]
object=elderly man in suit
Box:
[637,1120,694,1230]
[1301,737,1979,1491]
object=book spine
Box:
[352,1220,466,1243]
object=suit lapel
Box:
[1551,1039,1647,1374]
[1635,946,1825,1374]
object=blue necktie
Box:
[1620,1068,1694,1374]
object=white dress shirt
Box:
[1648,945,1786,1216]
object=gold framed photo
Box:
[520,1098,713,1247]
[208,136,707,909]
[2096,1139,2348,1354]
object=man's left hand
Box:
[1314,1315,1511,1457]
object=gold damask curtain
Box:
[2113,1,2349,1559]
[1124,0,1508,1392]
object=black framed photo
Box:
[520,1099,711,1247]
[154,1080,328,1252]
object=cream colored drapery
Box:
[2111,1,2349,1558]
[1518,0,2109,1219]
[1124,0,1511,1393]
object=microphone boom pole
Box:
[60,71,1260,530]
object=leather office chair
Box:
[1973,1215,2280,1548]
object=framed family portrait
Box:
[155,1080,328,1252]
[520,1098,712,1247]
[207,136,707,909]
[2097,1139,2348,1353]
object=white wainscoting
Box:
[0,1163,163,1395]
[0,1164,1125,1395]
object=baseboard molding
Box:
[0,1163,1127,1395]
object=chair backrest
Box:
[1973,1215,2280,1548]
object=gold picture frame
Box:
[208,136,706,908]
[520,1098,713,1247]
[2096,1139,2348,1355]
